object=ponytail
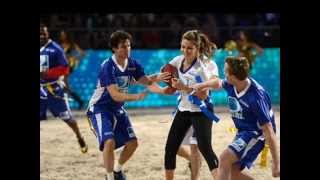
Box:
[199,33,217,60]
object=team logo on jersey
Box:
[116,76,129,87]
[231,138,247,152]
[181,75,195,86]
[228,97,244,119]
[40,55,49,72]
[116,76,130,93]
[228,97,242,112]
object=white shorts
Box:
[182,126,197,145]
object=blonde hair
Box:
[182,30,217,61]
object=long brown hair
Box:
[182,30,217,61]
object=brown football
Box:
[160,63,179,88]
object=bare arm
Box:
[137,76,153,86]
[191,76,222,91]
[171,76,221,98]
[138,72,171,86]
[147,83,166,94]
[171,78,193,94]
[106,84,147,102]
[148,82,177,95]
[261,122,280,177]
[251,42,264,55]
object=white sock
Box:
[114,162,123,172]
[106,172,114,180]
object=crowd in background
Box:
[40,13,280,49]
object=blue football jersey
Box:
[40,40,68,84]
[88,55,145,113]
[222,78,276,134]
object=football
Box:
[160,63,179,88]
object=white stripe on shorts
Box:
[241,135,263,159]
[241,139,257,159]
[113,115,117,131]
[95,113,102,142]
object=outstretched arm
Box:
[107,84,147,102]
[191,76,223,91]
[251,42,264,55]
[261,123,280,177]
[137,72,171,86]
[147,83,176,95]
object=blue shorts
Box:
[87,107,137,151]
[228,131,265,170]
[40,83,72,121]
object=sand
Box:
[40,108,280,180]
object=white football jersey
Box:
[169,55,219,112]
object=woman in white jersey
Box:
[164,30,220,180]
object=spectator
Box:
[235,30,264,70]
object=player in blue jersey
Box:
[86,30,170,180]
[191,56,280,179]
[40,24,88,153]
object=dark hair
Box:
[40,23,46,28]
[60,30,74,42]
[225,56,249,80]
[60,30,76,49]
[235,30,252,42]
[109,30,132,53]
[40,23,48,31]
[182,30,217,60]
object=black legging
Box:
[165,111,219,171]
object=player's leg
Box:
[182,126,201,180]
[165,111,192,180]
[112,108,137,180]
[178,127,193,161]
[216,148,239,180]
[48,90,87,153]
[104,139,116,173]
[230,164,254,180]
[191,113,219,178]
[87,111,116,180]
[63,73,84,110]
[190,144,201,180]
[40,95,48,121]
[117,139,138,168]
[218,131,264,180]
[112,139,137,180]
[230,132,265,180]
[119,139,138,165]
[177,145,191,161]
[63,118,87,152]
